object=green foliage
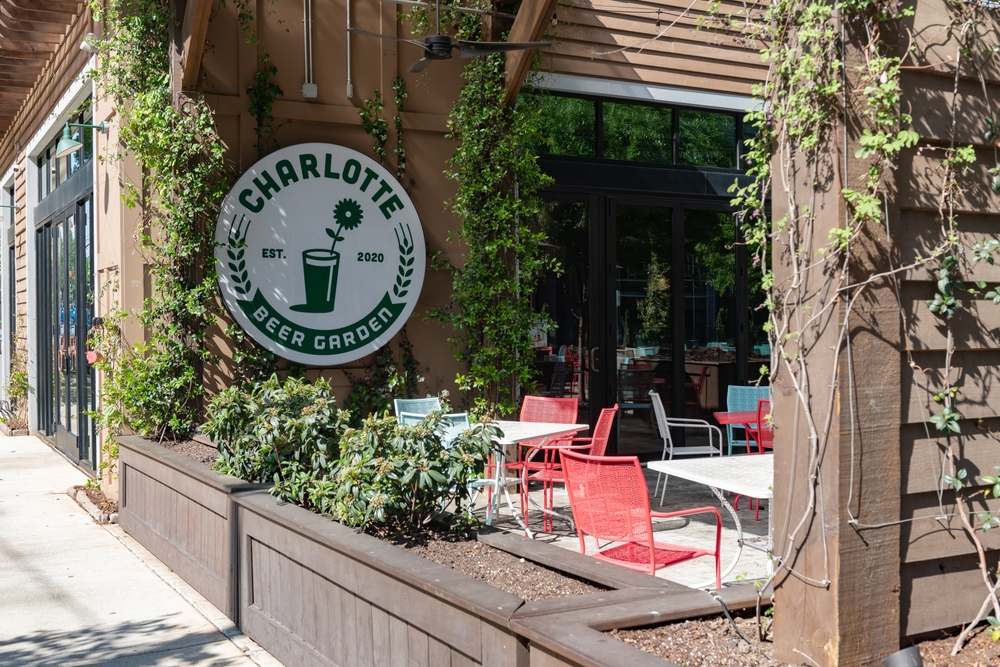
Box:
[5,323,27,429]
[436,47,556,417]
[87,0,230,440]
[359,89,389,163]
[247,52,284,157]
[317,413,494,532]
[393,76,408,180]
[205,375,347,484]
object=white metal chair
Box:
[648,390,723,504]
[393,397,441,417]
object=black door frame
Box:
[36,195,95,469]
[539,186,750,455]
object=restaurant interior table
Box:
[472,420,589,539]
[647,454,773,588]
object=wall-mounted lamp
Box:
[80,32,98,53]
[0,204,21,211]
[54,122,107,159]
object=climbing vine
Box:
[722,0,1000,654]
[429,13,555,418]
[88,0,227,440]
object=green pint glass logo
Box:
[216,143,425,366]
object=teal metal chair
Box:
[398,411,470,447]
[393,397,441,416]
[724,385,771,455]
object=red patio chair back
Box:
[520,395,578,424]
[561,450,722,586]
[586,405,618,457]
[755,398,773,453]
[562,451,653,545]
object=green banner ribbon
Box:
[237,289,405,356]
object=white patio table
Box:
[471,420,588,539]
[647,454,773,587]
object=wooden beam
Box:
[503,0,556,107]
[7,0,81,14]
[180,0,212,90]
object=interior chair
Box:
[724,385,772,455]
[617,367,655,428]
[523,405,619,532]
[684,365,709,418]
[561,450,722,588]
[648,391,722,504]
[542,371,569,398]
[393,396,442,417]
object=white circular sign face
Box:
[215,143,426,365]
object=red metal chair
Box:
[486,396,578,519]
[751,398,773,454]
[684,365,709,418]
[522,405,618,531]
[561,450,722,588]
[737,398,772,520]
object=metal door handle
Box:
[590,347,599,373]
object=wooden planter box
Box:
[117,436,266,620]
[117,437,766,667]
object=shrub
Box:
[204,375,347,485]
[315,412,495,532]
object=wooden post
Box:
[771,19,902,666]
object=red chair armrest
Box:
[651,506,722,524]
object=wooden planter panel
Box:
[234,491,526,667]
[117,436,263,620]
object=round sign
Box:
[215,143,426,365]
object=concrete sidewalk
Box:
[0,434,284,667]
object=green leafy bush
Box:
[204,375,347,485]
[316,413,494,532]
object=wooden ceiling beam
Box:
[7,0,82,14]
[180,0,213,90]
[504,0,558,107]
[0,25,67,44]
[1,3,75,25]
[0,36,59,52]
[0,12,73,35]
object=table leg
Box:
[687,486,744,590]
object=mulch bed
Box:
[612,612,786,667]
[158,438,219,464]
[391,532,607,601]
[77,485,119,515]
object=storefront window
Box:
[526,94,597,157]
[603,102,673,164]
[678,109,737,168]
[37,98,94,202]
[523,91,740,169]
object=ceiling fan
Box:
[349,0,551,73]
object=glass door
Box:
[37,198,95,468]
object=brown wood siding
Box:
[117,437,260,619]
[542,0,768,96]
[235,491,526,667]
[896,12,1000,637]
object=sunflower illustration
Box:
[326,198,364,252]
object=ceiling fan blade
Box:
[346,27,425,49]
[408,57,435,73]
[367,0,515,19]
[454,41,552,58]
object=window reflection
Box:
[524,94,596,158]
[678,110,737,168]
[603,102,673,164]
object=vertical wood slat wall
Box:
[895,0,1000,638]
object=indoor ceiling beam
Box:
[180,0,213,90]
[503,0,557,107]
